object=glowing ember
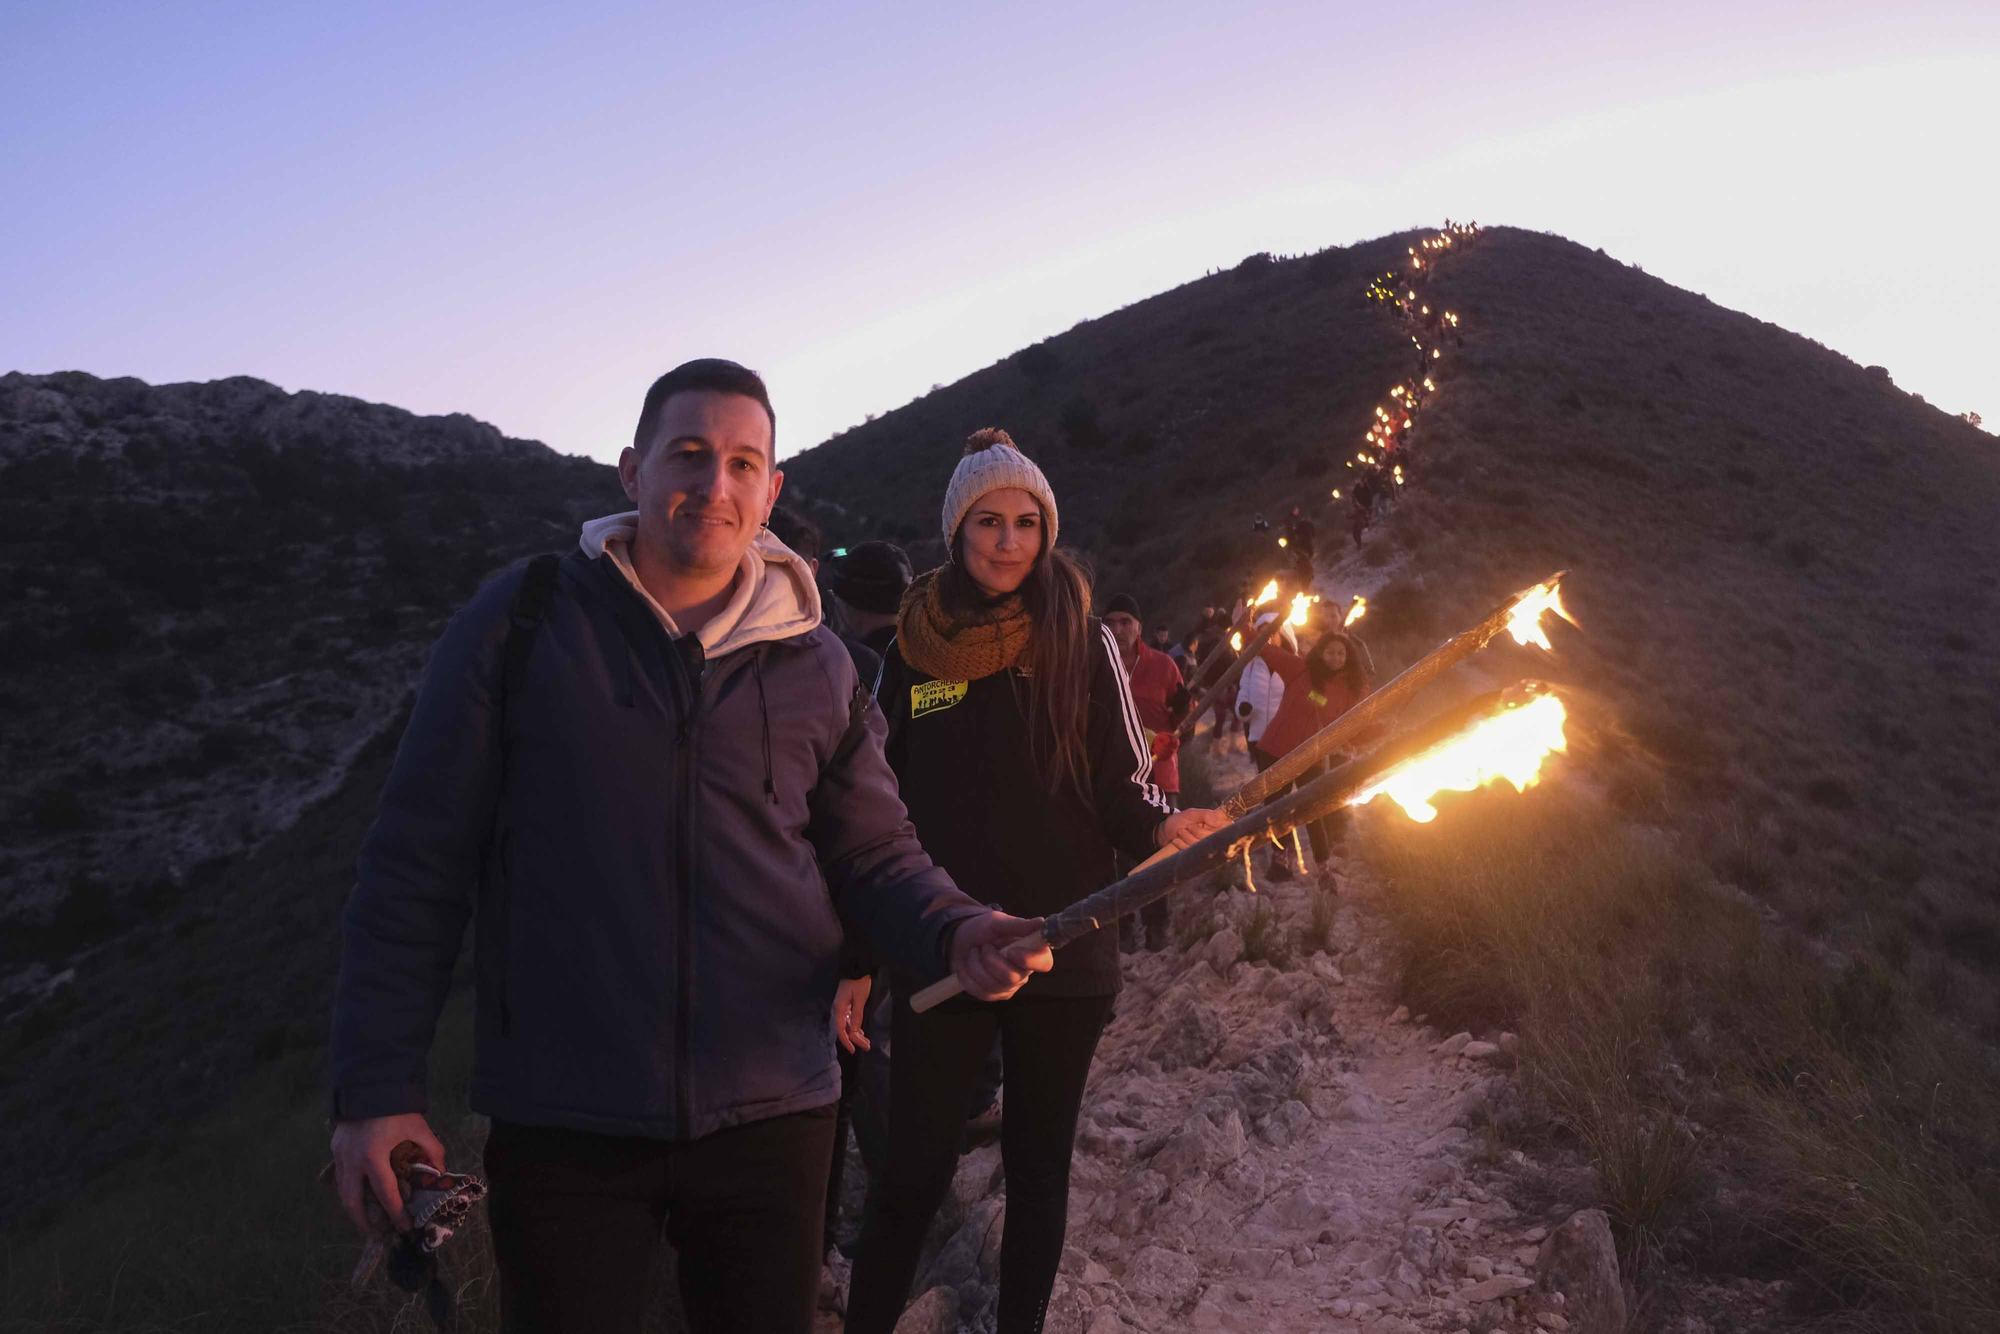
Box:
[1331,487,1342,499]
[1344,595,1368,627]
[1349,692,1570,823]
[1287,591,1312,628]
[1505,578,1576,650]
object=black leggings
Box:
[846,991,1114,1334]
[484,1108,835,1333]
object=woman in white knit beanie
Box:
[848,429,1227,1334]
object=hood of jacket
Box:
[579,510,821,657]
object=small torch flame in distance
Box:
[1288,591,1312,628]
[1349,692,1570,823]
[1230,630,1244,653]
[1344,595,1368,627]
[1277,536,1289,548]
[1254,579,1280,608]
[1505,578,1576,651]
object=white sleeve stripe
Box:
[1099,623,1171,813]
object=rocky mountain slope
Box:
[0,373,622,1222]
[0,372,622,962]
[3,223,1995,1329]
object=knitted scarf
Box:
[896,567,1034,681]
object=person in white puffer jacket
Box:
[1235,611,1298,755]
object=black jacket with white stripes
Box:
[877,619,1171,997]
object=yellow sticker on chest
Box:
[910,679,969,719]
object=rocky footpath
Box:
[819,743,1627,1334]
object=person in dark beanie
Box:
[329,359,1051,1334]
[828,540,914,660]
[846,429,1227,1334]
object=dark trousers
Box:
[1250,745,1340,863]
[484,1108,836,1334]
[846,992,1114,1334]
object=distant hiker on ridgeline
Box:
[1351,470,1381,548]
[1103,592,1193,953]
[1251,628,1377,886]
[846,429,1229,1334]
[329,359,1050,1334]
[1280,503,1317,582]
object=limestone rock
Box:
[1436,1031,1474,1057]
[1207,927,1244,974]
[1461,1274,1534,1301]
[1124,1244,1202,1308]
[1151,1102,1246,1183]
[1461,1040,1502,1062]
[1536,1209,1626,1334]
[892,1284,957,1334]
[1146,996,1225,1071]
[1229,1039,1307,1119]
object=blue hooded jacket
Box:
[330,523,983,1139]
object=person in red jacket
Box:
[1103,594,1191,951]
[1251,629,1376,882]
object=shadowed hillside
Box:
[0,373,624,1225]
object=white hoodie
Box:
[1239,612,1298,750]
[579,511,822,657]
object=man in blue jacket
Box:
[329,359,1050,1333]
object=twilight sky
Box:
[4,1,1995,463]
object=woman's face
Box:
[961,487,1044,597]
[1322,638,1349,672]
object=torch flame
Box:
[1504,579,1575,651]
[1344,595,1368,627]
[1254,579,1280,608]
[1230,630,1244,652]
[1350,692,1570,823]
[1287,591,1312,628]
[1277,536,1289,548]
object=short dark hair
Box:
[633,358,777,457]
[765,505,820,562]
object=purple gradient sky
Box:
[4,2,1995,463]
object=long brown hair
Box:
[1308,630,1375,699]
[938,512,1096,801]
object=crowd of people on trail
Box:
[1345,220,1480,548]
[326,223,1471,1334]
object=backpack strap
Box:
[502,554,563,702]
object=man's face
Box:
[1104,612,1142,654]
[618,390,782,578]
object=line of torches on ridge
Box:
[1199,219,1592,856]
[1342,220,1477,508]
